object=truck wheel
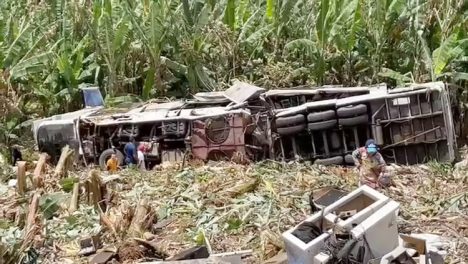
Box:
[307,120,337,131]
[338,114,368,126]
[277,123,306,135]
[307,110,335,122]
[337,104,367,118]
[344,154,355,164]
[276,114,305,127]
[99,149,124,170]
[314,156,343,166]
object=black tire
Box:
[307,110,335,122]
[314,156,343,166]
[337,104,367,118]
[276,114,305,127]
[99,148,124,170]
[338,114,368,126]
[307,119,337,131]
[277,123,306,135]
[344,154,354,164]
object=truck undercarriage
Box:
[33,81,459,169]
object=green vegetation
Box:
[0,0,467,144]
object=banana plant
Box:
[180,0,216,93]
[124,0,175,98]
[88,0,132,97]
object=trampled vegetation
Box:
[0,0,467,145]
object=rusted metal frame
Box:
[353,127,360,149]
[75,117,88,167]
[322,131,330,157]
[382,126,441,150]
[311,133,317,157]
[408,97,416,143]
[341,129,348,154]
[291,137,299,160]
[427,93,441,160]
[404,146,409,164]
[280,138,286,162]
[384,99,395,145]
[381,112,444,126]
[417,94,427,142]
[440,85,457,161]
[371,103,385,144]
[93,125,99,165]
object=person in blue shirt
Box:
[124,137,137,166]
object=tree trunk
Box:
[21,192,41,252]
[33,153,48,189]
[17,161,27,195]
[25,192,40,233]
[87,170,105,211]
[54,145,75,178]
[128,199,156,236]
[69,182,80,213]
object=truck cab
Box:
[33,87,104,162]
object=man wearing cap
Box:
[124,137,137,167]
[352,139,390,189]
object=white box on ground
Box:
[324,185,390,231]
[283,186,397,264]
[350,200,400,263]
[282,213,332,264]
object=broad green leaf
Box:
[284,39,316,56]
[418,33,434,81]
[59,177,78,193]
[3,21,34,68]
[238,10,260,42]
[378,67,412,85]
[223,0,236,30]
[432,34,465,75]
[242,25,273,46]
[9,52,53,79]
[266,0,275,21]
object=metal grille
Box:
[205,116,230,144]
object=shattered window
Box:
[82,88,104,107]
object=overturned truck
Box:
[33,81,458,169]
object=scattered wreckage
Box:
[32,81,458,168]
[283,186,447,264]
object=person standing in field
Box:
[137,144,146,171]
[106,153,119,173]
[352,139,391,189]
[124,137,137,167]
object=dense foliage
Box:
[0,0,467,145]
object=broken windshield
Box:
[82,87,104,108]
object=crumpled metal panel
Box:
[191,114,247,160]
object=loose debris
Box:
[0,148,467,263]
